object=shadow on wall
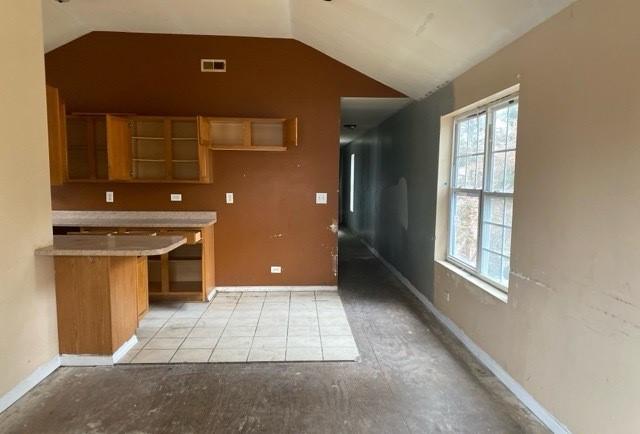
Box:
[341,85,455,300]
[379,177,408,259]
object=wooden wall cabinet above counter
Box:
[106,115,213,183]
[46,86,68,186]
[45,86,299,185]
[63,114,213,184]
[199,117,298,152]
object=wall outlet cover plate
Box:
[270,266,282,274]
[170,193,182,202]
[226,193,234,204]
[316,192,328,204]
[105,191,114,203]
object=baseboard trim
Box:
[60,335,138,366]
[216,286,338,293]
[0,354,61,414]
[113,335,138,363]
[206,287,217,301]
[358,237,570,434]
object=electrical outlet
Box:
[270,266,282,274]
[445,292,450,302]
[226,193,234,204]
[170,193,182,202]
[105,191,114,203]
[316,192,328,204]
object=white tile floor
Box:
[118,290,360,364]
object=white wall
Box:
[434,0,640,432]
[0,1,59,406]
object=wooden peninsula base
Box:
[36,235,186,365]
[55,256,141,358]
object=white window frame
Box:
[349,153,355,213]
[447,94,519,292]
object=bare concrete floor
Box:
[0,232,548,433]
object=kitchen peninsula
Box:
[36,234,187,365]
[51,211,217,302]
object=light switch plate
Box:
[105,191,114,203]
[270,266,282,274]
[170,193,182,202]
[316,192,328,204]
[226,193,234,204]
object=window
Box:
[349,153,355,213]
[448,95,518,290]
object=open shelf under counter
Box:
[51,211,216,302]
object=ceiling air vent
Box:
[201,59,226,72]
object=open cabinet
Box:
[147,226,215,301]
[199,116,298,151]
[46,86,68,185]
[66,115,108,181]
[105,115,213,183]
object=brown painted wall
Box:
[45,32,402,286]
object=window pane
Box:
[491,152,506,192]
[455,114,486,189]
[349,154,355,212]
[454,156,465,187]
[468,116,478,153]
[505,197,513,226]
[493,106,508,151]
[475,155,484,189]
[457,121,468,156]
[481,194,513,287]
[450,97,517,291]
[483,223,504,253]
[477,114,486,154]
[456,113,486,157]
[507,103,518,149]
[484,195,513,258]
[452,193,479,267]
[503,227,512,255]
[502,257,511,285]
[484,195,505,225]
[504,150,516,193]
[482,251,503,283]
[455,155,484,189]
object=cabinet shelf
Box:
[131,136,164,140]
[132,158,165,162]
[211,145,287,152]
[198,116,298,151]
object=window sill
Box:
[435,260,508,304]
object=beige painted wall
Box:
[0,2,58,401]
[434,0,640,432]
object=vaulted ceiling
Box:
[42,0,574,99]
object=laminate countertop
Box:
[35,235,187,257]
[51,211,217,228]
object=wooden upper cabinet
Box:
[284,117,298,148]
[125,116,212,183]
[196,116,214,183]
[66,115,108,181]
[46,85,68,185]
[43,89,230,184]
[199,117,299,151]
[106,115,132,181]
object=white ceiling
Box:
[41,0,574,98]
[41,0,292,53]
[340,98,411,145]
